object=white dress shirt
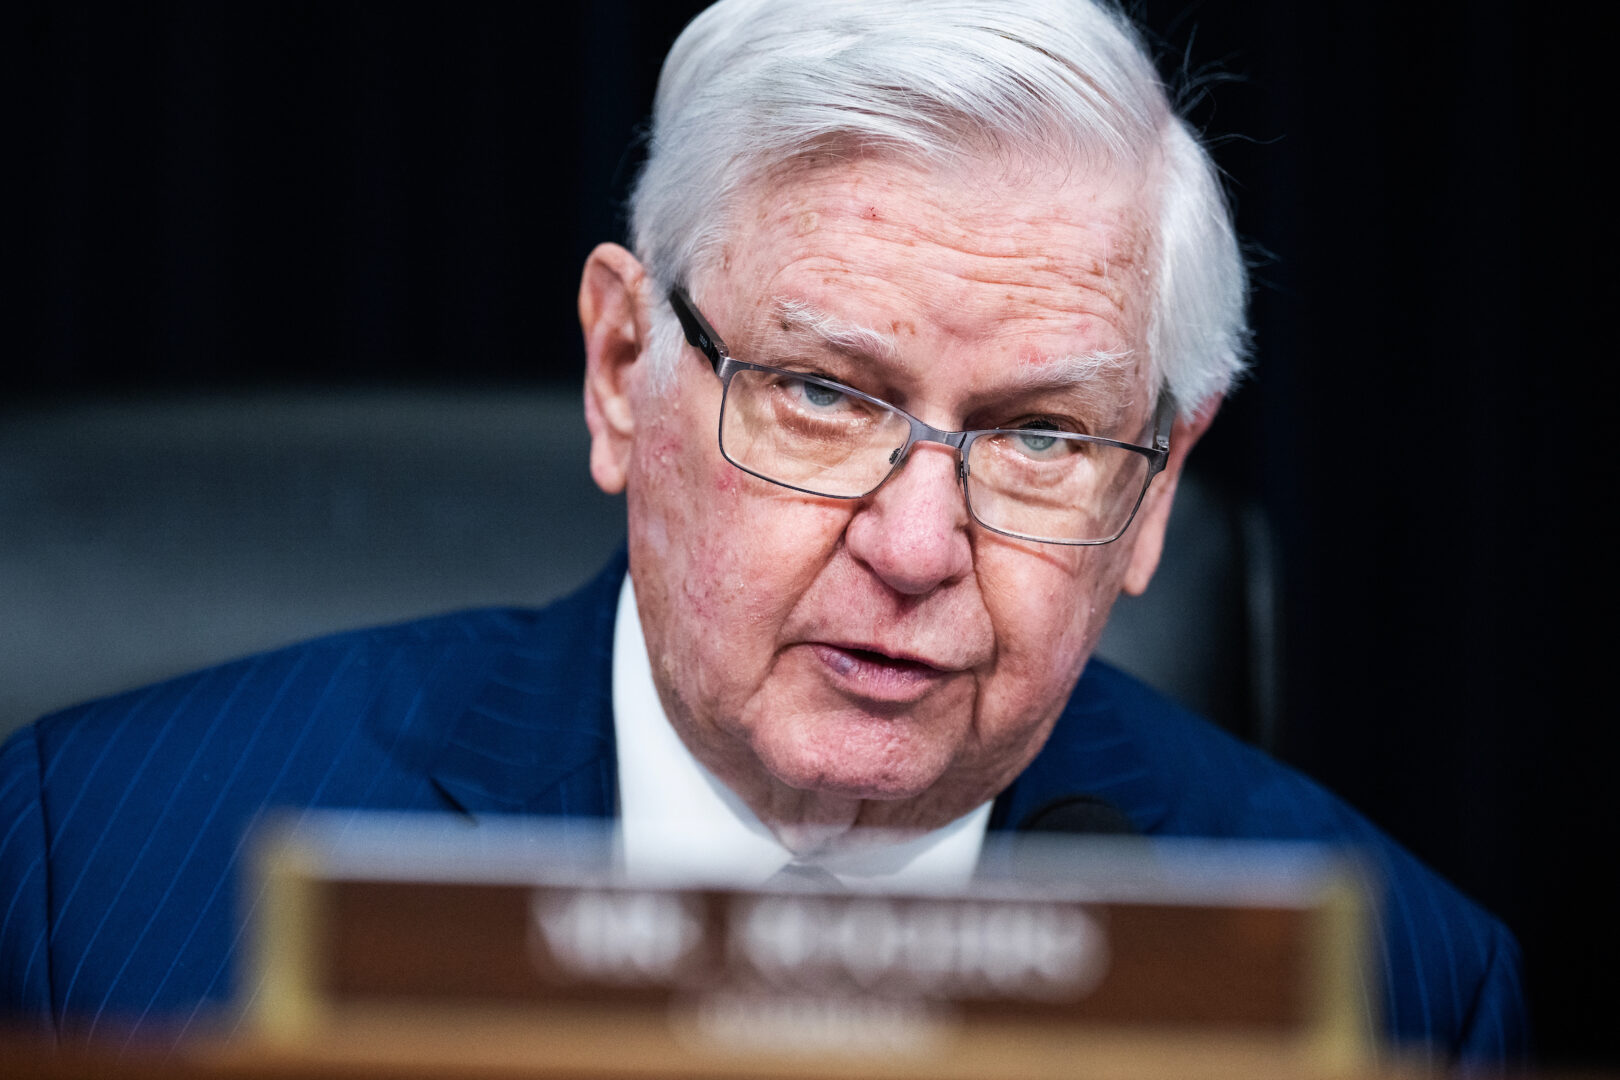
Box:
[612,575,991,889]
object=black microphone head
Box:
[1016,795,1139,836]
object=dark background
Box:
[9,1,1604,1067]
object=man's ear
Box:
[1121,396,1220,597]
[580,243,648,496]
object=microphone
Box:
[1016,794,1139,836]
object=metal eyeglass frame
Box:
[669,286,1173,546]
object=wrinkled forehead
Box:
[700,149,1160,414]
[704,147,1155,316]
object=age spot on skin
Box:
[649,438,682,467]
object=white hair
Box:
[629,0,1249,415]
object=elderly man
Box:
[1,0,1522,1064]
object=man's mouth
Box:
[808,643,955,703]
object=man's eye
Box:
[1016,430,1059,453]
[1006,421,1079,460]
[798,379,845,408]
[781,375,853,411]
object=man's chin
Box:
[785,770,936,803]
[752,726,956,805]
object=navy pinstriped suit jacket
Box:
[1,552,1525,1061]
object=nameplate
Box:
[243,814,1376,1079]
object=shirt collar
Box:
[612,574,991,889]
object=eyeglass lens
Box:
[718,367,1152,544]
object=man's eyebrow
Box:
[771,298,901,363]
[771,295,1133,394]
[1000,349,1135,394]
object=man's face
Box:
[585,155,1196,847]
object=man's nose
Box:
[844,441,973,595]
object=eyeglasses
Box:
[669,287,1172,546]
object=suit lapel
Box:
[428,551,626,820]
